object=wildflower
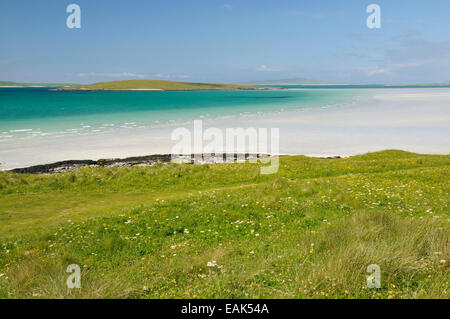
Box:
[207,260,218,267]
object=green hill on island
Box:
[58,80,265,91]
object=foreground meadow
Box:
[0,150,448,298]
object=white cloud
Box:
[154,73,190,79]
[362,33,450,81]
[77,72,145,78]
[363,67,389,76]
[219,4,232,11]
[291,10,346,19]
[257,65,281,72]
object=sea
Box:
[0,86,364,142]
[1,86,449,169]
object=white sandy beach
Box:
[0,88,449,170]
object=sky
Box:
[1,0,450,84]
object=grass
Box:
[0,150,448,299]
[61,80,263,91]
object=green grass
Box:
[61,80,263,91]
[0,150,448,299]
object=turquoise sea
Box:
[0,87,362,141]
[1,86,449,169]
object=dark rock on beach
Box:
[9,153,270,174]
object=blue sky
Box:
[1,0,449,84]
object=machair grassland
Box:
[0,150,448,298]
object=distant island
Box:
[387,82,450,87]
[54,80,269,91]
[0,81,76,87]
[4,79,449,91]
[244,78,343,86]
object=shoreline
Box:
[8,153,285,174]
[6,148,449,174]
[1,88,449,170]
[7,148,448,174]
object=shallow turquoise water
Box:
[0,87,360,141]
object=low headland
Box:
[387,82,450,87]
[53,80,270,91]
[0,81,76,87]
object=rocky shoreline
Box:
[8,153,341,174]
[8,154,268,174]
